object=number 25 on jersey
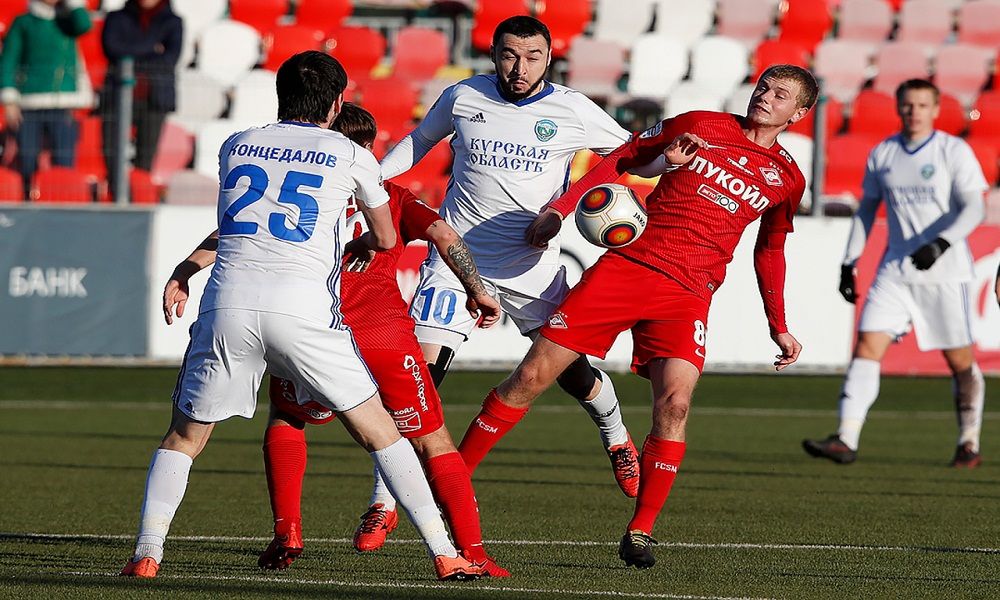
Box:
[219,164,323,243]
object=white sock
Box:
[954,364,985,453]
[837,358,881,451]
[369,462,397,511]
[132,449,193,563]
[578,369,629,448]
[371,438,455,558]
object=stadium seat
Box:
[966,138,999,186]
[74,115,106,182]
[172,0,227,38]
[689,36,750,97]
[969,91,1000,138]
[752,40,811,80]
[328,25,386,78]
[102,0,128,9]
[848,90,898,137]
[129,168,161,204]
[196,21,262,87]
[836,0,893,42]
[78,19,107,91]
[294,0,352,35]
[787,96,845,138]
[194,119,257,178]
[566,37,626,103]
[958,0,1000,48]
[934,44,994,108]
[174,69,228,128]
[716,0,777,47]
[813,39,875,103]
[777,132,814,211]
[472,0,530,53]
[151,118,195,185]
[229,0,288,35]
[896,0,954,46]
[535,0,591,59]
[593,0,656,49]
[664,82,726,118]
[264,25,325,72]
[0,0,27,36]
[935,93,967,136]
[230,70,279,125]
[358,79,419,137]
[824,134,881,199]
[724,83,755,114]
[164,169,220,205]
[652,0,714,48]
[32,167,93,203]
[393,26,450,83]
[872,42,931,98]
[0,166,25,203]
[778,0,833,50]
[625,35,687,101]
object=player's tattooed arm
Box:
[425,220,501,328]
[445,235,487,296]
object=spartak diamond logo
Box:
[759,166,783,186]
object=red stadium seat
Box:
[752,40,811,81]
[970,91,1000,138]
[358,78,418,135]
[958,0,1000,48]
[129,168,161,204]
[393,26,450,83]
[934,44,994,108]
[229,0,288,35]
[837,0,893,42]
[966,138,999,186]
[328,26,386,78]
[78,19,107,91]
[294,0,351,36]
[74,115,106,182]
[32,167,93,203]
[566,37,626,102]
[716,0,776,47]
[787,96,845,137]
[0,0,27,35]
[848,90,898,137]
[151,120,195,185]
[935,94,967,136]
[872,42,931,98]
[264,25,325,72]
[896,0,954,45]
[778,0,833,51]
[813,39,874,102]
[472,0,530,53]
[535,0,591,59]
[0,166,24,203]
[824,134,881,198]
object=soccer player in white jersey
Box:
[120,51,481,581]
[803,79,987,469]
[354,16,640,547]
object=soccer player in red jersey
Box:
[162,104,509,578]
[456,65,818,569]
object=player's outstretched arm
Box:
[163,230,219,325]
[424,219,500,328]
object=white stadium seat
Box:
[626,34,688,101]
[777,131,814,210]
[230,69,280,125]
[653,0,715,48]
[724,83,756,114]
[194,119,259,178]
[593,0,657,48]
[196,21,261,88]
[173,68,228,129]
[689,35,751,96]
[664,81,726,118]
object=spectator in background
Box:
[101,0,182,196]
[0,0,93,195]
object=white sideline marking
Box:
[8,532,999,554]
[60,571,769,600]
[0,400,996,421]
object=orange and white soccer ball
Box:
[574,183,647,249]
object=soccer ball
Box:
[574,184,647,249]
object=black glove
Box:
[838,265,856,304]
[910,237,950,270]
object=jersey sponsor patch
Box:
[391,407,422,433]
[696,184,740,214]
[639,122,663,139]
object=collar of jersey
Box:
[280,120,321,128]
[493,78,555,107]
[896,131,936,155]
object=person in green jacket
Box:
[0,0,92,196]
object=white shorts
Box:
[859,277,974,351]
[173,309,377,422]
[408,258,569,349]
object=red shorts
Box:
[541,253,711,376]
[268,376,337,425]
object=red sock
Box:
[263,424,307,532]
[425,451,486,559]
[627,435,686,535]
[458,389,529,473]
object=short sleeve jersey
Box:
[341,182,441,348]
[401,74,630,277]
[199,122,390,327]
[614,111,806,300]
[861,131,987,283]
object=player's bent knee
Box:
[409,425,457,459]
[338,394,403,452]
[161,412,213,459]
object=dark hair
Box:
[275,51,348,123]
[758,64,819,109]
[331,102,377,147]
[895,78,939,104]
[491,15,551,49]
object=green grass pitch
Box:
[0,367,998,599]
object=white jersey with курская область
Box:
[844,131,987,284]
[199,121,390,326]
[380,74,630,279]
